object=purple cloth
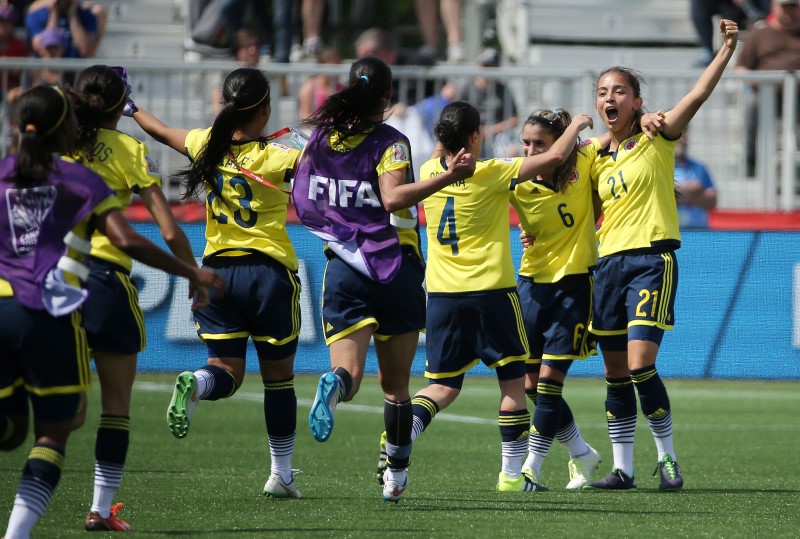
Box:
[293,124,412,283]
[0,156,113,311]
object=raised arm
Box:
[661,19,739,139]
[132,107,191,155]
[518,114,593,181]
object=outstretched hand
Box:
[446,148,477,181]
[719,18,739,51]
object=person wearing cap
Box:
[25,0,105,58]
[456,47,519,157]
[734,0,800,174]
[35,27,67,86]
[0,4,27,104]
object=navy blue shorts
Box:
[518,274,597,362]
[590,249,678,343]
[194,253,301,361]
[83,257,146,354]
[321,247,425,345]
[0,298,89,422]
[424,288,529,380]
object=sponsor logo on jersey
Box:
[307,175,381,208]
[497,158,515,163]
[392,142,409,163]
[270,142,291,152]
[145,154,159,175]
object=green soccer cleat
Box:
[566,446,603,490]
[376,431,388,485]
[497,471,547,492]
[653,454,684,491]
[167,371,198,439]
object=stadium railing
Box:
[0,57,797,211]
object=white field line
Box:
[136,381,797,431]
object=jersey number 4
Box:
[436,196,460,255]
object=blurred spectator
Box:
[456,47,519,157]
[297,47,343,119]
[25,0,105,58]
[674,133,718,229]
[210,27,261,114]
[413,81,457,141]
[300,0,324,59]
[36,27,66,85]
[690,0,771,66]
[413,0,464,62]
[0,3,27,104]
[734,0,800,174]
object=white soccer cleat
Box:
[382,468,408,503]
[566,446,602,490]
[263,471,303,499]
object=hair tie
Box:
[236,88,269,111]
[360,75,370,85]
[43,87,68,137]
[105,86,128,112]
[23,124,37,134]
[552,108,559,115]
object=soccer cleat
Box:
[167,371,198,439]
[582,468,637,491]
[565,446,603,490]
[309,372,339,442]
[85,502,131,532]
[382,468,408,503]
[263,471,303,499]
[653,454,684,491]
[497,471,548,492]
[376,431,388,485]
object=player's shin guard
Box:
[499,409,531,477]
[631,365,675,459]
[605,376,637,477]
[384,398,412,470]
[264,376,297,482]
[91,415,130,516]
[410,395,439,441]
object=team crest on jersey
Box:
[579,139,592,148]
[624,139,637,151]
[145,154,159,175]
[569,170,579,184]
[6,185,57,256]
[392,142,409,163]
[270,142,291,152]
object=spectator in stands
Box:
[25,0,105,58]
[457,47,519,157]
[734,0,800,174]
[674,132,718,228]
[300,0,324,59]
[413,0,465,62]
[297,47,343,119]
[690,0,771,66]
[0,3,27,104]
[210,27,261,114]
[36,27,67,86]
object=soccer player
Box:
[583,19,739,491]
[68,64,206,532]
[293,56,475,503]
[131,68,306,499]
[405,101,592,493]
[510,108,604,490]
[1,85,223,539]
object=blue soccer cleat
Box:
[309,372,339,442]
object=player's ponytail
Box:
[303,56,391,139]
[14,86,73,186]
[525,108,579,193]
[178,68,270,200]
[433,101,481,155]
[70,65,128,163]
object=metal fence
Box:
[1,57,798,211]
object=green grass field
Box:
[2,374,799,538]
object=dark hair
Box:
[70,65,128,162]
[596,66,646,137]
[302,56,391,139]
[524,108,579,193]
[433,101,481,154]
[14,86,73,185]
[175,67,271,200]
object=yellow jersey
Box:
[591,132,681,257]
[511,139,600,282]
[73,128,161,271]
[185,128,300,271]
[422,156,522,293]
